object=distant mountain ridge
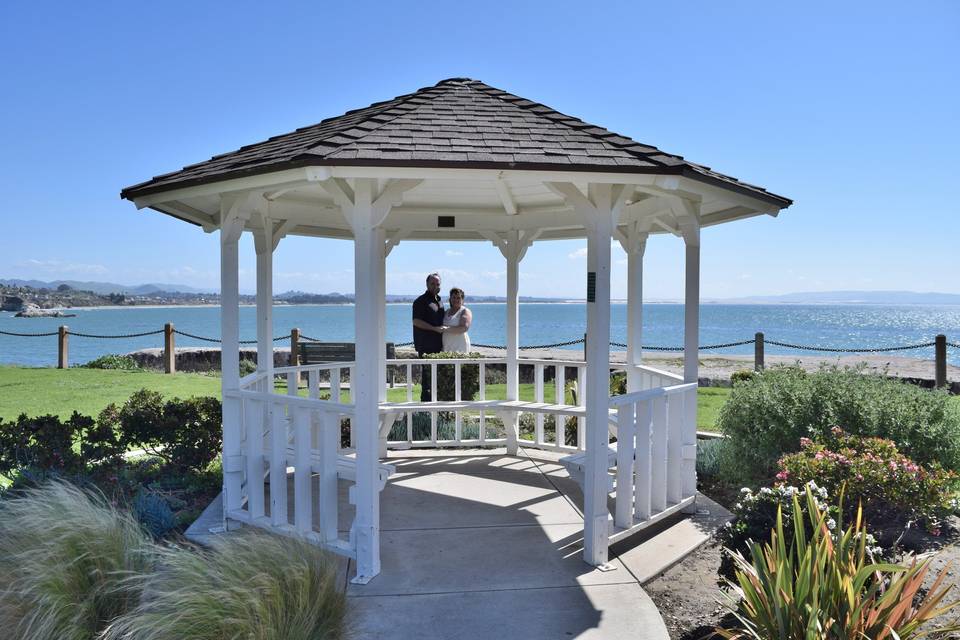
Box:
[0,279,208,295]
[716,290,960,305]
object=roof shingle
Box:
[121,78,790,207]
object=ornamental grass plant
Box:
[718,487,960,640]
[102,530,346,640]
[0,481,156,640]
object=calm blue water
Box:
[1,303,959,367]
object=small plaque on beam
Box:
[586,272,596,303]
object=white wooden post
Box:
[321,176,419,584]
[681,215,700,385]
[622,223,648,392]
[377,227,388,404]
[680,207,701,514]
[219,197,250,523]
[504,229,521,455]
[254,211,275,378]
[549,181,630,567]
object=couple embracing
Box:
[411,273,472,401]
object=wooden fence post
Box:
[58,325,68,369]
[935,334,947,388]
[754,332,764,371]
[583,332,588,362]
[290,328,300,367]
[164,323,175,374]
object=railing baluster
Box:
[555,364,565,446]
[293,406,312,534]
[308,370,319,450]
[454,363,462,443]
[287,370,297,396]
[269,397,288,526]
[479,362,486,442]
[682,386,698,501]
[430,363,438,443]
[667,392,684,505]
[406,364,412,402]
[651,395,668,513]
[244,395,265,520]
[319,410,338,542]
[634,399,652,521]
[331,367,341,403]
[577,365,586,450]
[535,364,544,445]
[615,402,636,529]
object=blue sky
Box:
[1,1,957,299]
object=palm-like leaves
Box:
[718,487,960,639]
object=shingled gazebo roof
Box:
[121,78,790,208]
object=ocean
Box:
[1,303,959,367]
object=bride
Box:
[441,287,472,353]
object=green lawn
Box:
[0,366,731,429]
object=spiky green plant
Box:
[718,487,960,639]
[102,530,346,640]
[0,481,156,640]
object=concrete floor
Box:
[189,448,731,639]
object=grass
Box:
[0,481,155,640]
[0,366,221,419]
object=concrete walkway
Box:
[189,448,731,639]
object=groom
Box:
[411,272,444,401]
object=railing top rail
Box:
[229,389,356,413]
[273,362,356,375]
[608,382,697,406]
[385,357,507,365]
[239,370,268,388]
[633,363,684,382]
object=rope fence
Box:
[0,324,956,386]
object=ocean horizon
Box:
[2,303,959,368]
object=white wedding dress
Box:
[442,307,471,353]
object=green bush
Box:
[100,390,222,473]
[729,369,755,385]
[0,412,123,476]
[422,351,483,401]
[777,428,958,533]
[716,365,960,486]
[718,488,960,639]
[239,359,257,377]
[82,354,141,370]
[102,531,346,640]
[0,482,156,640]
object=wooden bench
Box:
[298,341,396,365]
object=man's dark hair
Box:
[426,272,440,285]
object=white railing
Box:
[225,365,357,558]
[607,381,698,542]
[383,357,630,454]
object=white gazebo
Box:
[122,78,791,584]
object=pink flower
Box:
[776,470,790,481]
[799,437,813,448]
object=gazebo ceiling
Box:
[122,78,792,241]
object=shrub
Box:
[102,390,222,473]
[132,491,177,539]
[422,351,483,401]
[0,481,156,640]
[716,365,960,486]
[717,488,960,639]
[716,481,842,579]
[82,354,141,370]
[239,359,257,377]
[102,531,346,640]
[777,428,958,533]
[729,369,754,385]
[0,413,92,475]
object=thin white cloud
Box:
[444,249,464,257]
[19,259,109,276]
[568,247,588,259]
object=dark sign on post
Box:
[586,272,596,303]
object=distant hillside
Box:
[0,279,208,295]
[719,290,960,305]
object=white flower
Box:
[826,518,836,531]
[760,487,773,495]
[740,487,752,494]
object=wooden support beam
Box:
[494,176,517,215]
[164,323,175,374]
